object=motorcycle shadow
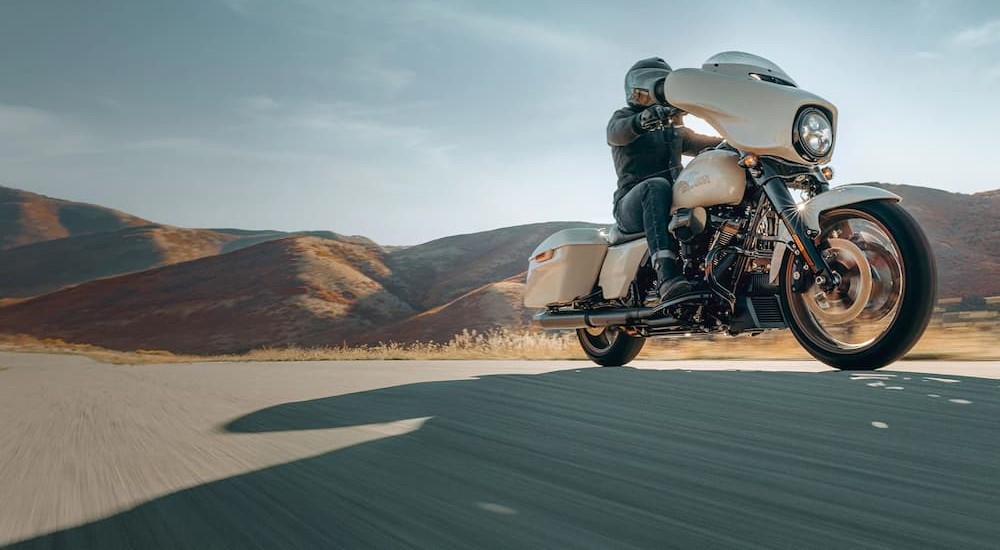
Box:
[6,367,999,549]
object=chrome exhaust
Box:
[532,292,713,329]
[533,308,648,329]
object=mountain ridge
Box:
[0,236,415,354]
[0,185,149,249]
[0,182,995,352]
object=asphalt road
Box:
[0,352,997,549]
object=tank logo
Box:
[675,174,711,195]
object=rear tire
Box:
[779,200,936,370]
[576,326,645,366]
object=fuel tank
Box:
[671,149,746,213]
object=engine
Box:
[665,198,781,319]
[669,204,744,280]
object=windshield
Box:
[703,51,797,87]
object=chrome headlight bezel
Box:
[793,107,834,162]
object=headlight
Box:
[795,108,833,159]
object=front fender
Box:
[768,185,901,283]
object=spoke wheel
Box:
[576,326,645,366]
[780,200,935,370]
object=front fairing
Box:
[663,60,837,165]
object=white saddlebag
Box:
[524,228,608,308]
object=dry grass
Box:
[640,322,998,361]
[0,335,207,364]
[241,329,578,362]
[0,322,996,364]
[0,329,577,364]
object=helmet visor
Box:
[625,67,671,105]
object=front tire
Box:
[780,200,936,370]
[576,326,645,366]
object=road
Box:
[0,352,997,549]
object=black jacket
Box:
[607,106,723,204]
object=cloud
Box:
[0,104,99,161]
[348,59,415,96]
[234,96,454,168]
[290,0,620,62]
[918,0,944,16]
[409,1,619,57]
[914,51,943,59]
[120,137,326,164]
[951,19,1000,48]
[303,55,416,99]
[238,96,279,113]
[218,0,254,15]
[0,102,303,165]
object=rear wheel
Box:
[779,200,936,370]
[576,326,645,366]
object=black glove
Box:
[637,104,673,131]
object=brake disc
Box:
[803,237,873,325]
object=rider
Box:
[608,57,723,301]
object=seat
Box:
[606,225,646,246]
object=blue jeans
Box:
[613,177,676,263]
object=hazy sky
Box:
[1,0,998,245]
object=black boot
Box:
[652,251,692,302]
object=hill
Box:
[0,225,240,298]
[0,182,995,354]
[0,224,382,299]
[864,183,999,298]
[0,237,414,354]
[369,274,532,344]
[384,222,602,309]
[0,186,148,249]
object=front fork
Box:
[753,164,840,292]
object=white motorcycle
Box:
[525,52,936,370]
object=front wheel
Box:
[576,326,645,366]
[779,200,936,370]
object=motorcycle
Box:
[524,52,936,370]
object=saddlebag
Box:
[524,228,608,308]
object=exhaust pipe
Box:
[533,308,648,329]
[532,291,714,330]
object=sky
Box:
[1,0,999,245]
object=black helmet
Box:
[625,57,672,107]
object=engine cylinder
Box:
[711,219,740,248]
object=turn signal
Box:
[821,166,834,180]
[738,153,759,168]
[533,249,555,263]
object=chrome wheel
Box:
[581,326,620,350]
[780,200,934,370]
[575,326,645,366]
[790,210,905,351]
[802,237,874,326]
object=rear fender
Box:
[768,185,901,283]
